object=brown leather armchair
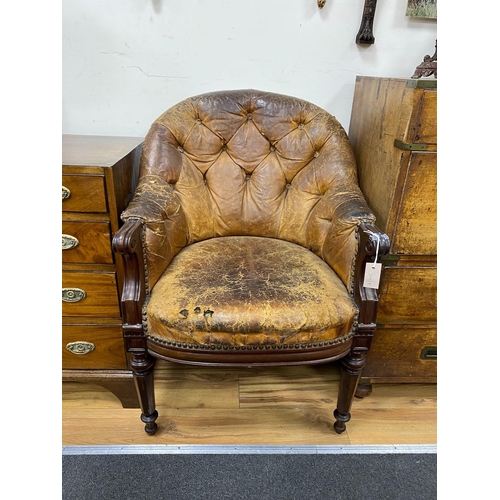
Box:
[113,90,390,436]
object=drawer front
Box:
[362,325,437,379]
[62,175,107,213]
[378,267,437,323]
[392,152,436,255]
[62,221,113,264]
[63,324,127,369]
[62,271,120,318]
[414,90,437,144]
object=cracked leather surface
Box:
[121,90,375,346]
[147,237,357,346]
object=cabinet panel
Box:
[377,267,437,324]
[392,152,437,255]
[63,324,127,369]
[62,221,113,264]
[62,271,121,318]
[62,175,107,213]
[361,325,437,380]
[414,90,437,144]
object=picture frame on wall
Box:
[406,0,437,19]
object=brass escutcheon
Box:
[62,288,87,302]
[62,186,71,200]
[66,341,95,355]
[62,234,79,250]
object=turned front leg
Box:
[130,352,158,435]
[333,349,367,434]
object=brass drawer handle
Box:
[66,341,95,355]
[62,186,71,200]
[62,288,87,302]
[62,234,79,250]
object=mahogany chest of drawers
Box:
[62,135,143,407]
[348,76,437,393]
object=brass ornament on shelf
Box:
[62,234,79,250]
[66,341,95,355]
[62,186,71,200]
[62,288,87,303]
[412,41,437,79]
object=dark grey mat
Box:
[62,453,436,500]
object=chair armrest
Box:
[319,185,377,290]
[120,175,189,290]
[317,184,389,325]
[112,218,146,326]
[353,222,390,325]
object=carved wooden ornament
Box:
[412,41,437,79]
[356,0,378,45]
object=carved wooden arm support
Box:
[113,218,155,405]
[112,218,146,328]
[354,222,390,326]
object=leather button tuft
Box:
[247,113,253,120]
[221,145,227,151]
[286,183,291,190]
[246,174,251,181]
[196,119,202,124]
[297,123,304,129]
[314,151,319,158]
[177,146,184,153]
[270,146,276,152]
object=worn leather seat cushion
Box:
[146,236,357,348]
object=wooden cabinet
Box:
[62,135,143,407]
[348,77,437,392]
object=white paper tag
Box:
[363,263,382,289]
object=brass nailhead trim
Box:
[145,332,355,351]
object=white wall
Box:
[62,0,437,137]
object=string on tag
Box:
[364,230,380,268]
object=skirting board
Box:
[62,444,437,455]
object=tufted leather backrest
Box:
[125,90,375,291]
[140,90,361,244]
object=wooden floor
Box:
[62,360,437,446]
